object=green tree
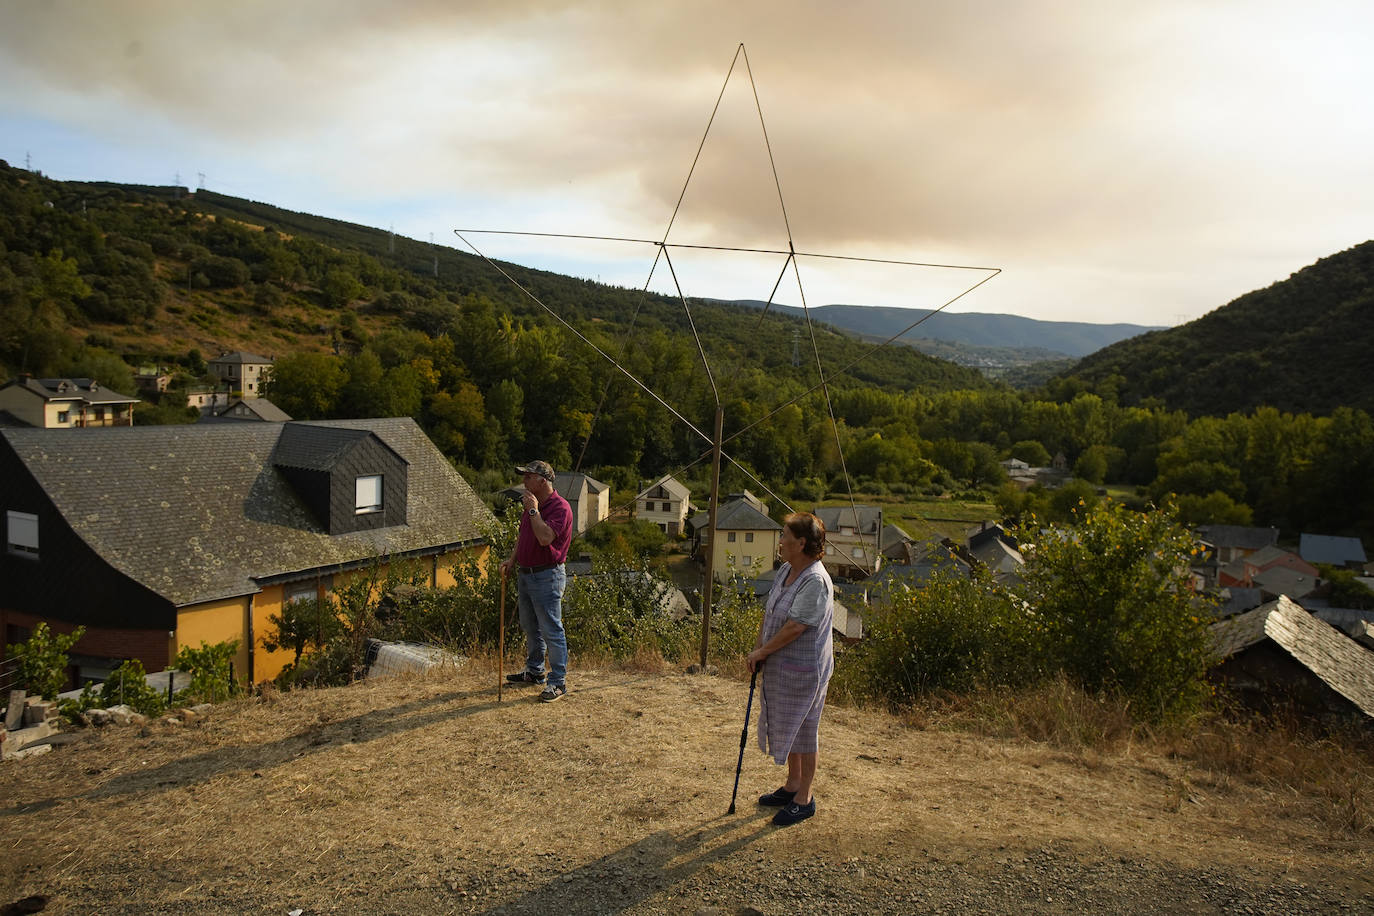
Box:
[262,597,342,667]
[262,352,346,418]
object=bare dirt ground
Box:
[2,663,1371,915]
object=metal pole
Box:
[700,405,724,668]
[727,663,760,814]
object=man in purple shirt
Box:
[500,460,573,702]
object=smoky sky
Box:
[2,0,1371,322]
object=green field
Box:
[810,493,997,544]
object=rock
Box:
[5,689,26,730]
[5,743,53,760]
[87,709,111,727]
[105,705,136,726]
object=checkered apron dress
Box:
[756,560,835,764]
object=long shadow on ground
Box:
[480,815,772,916]
[0,676,650,817]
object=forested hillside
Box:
[1062,241,1374,418]
[0,162,989,469]
[3,161,1372,541]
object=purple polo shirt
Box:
[514,489,572,567]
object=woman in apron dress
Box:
[746,512,834,826]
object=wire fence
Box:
[0,654,20,696]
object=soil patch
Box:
[1,665,1370,914]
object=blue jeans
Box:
[517,566,567,687]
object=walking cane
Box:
[497,572,507,703]
[727,662,760,814]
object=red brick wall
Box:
[1,608,170,672]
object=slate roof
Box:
[1195,524,1279,552]
[1211,596,1374,717]
[3,376,140,405]
[1300,533,1368,567]
[203,397,292,423]
[208,351,274,365]
[554,471,609,496]
[641,475,690,501]
[1251,566,1319,600]
[689,498,779,531]
[815,505,882,535]
[1,419,492,607]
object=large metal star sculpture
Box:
[455,43,999,664]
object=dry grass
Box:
[2,661,1372,913]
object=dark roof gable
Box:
[0,418,491,608]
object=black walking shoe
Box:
[506,670,545,685]
[538,684,567,703]
[772,798,816,826]
[757,787,796,807]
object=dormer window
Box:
[355,475,383,515]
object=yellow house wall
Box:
[711,530,779,581]
[173,545,490,685]
[175,595,253,682]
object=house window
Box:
[57,410,70,424]
[662,501,671,512]
[285,582,317,605]
[744,532,754,543]
[7,511,39,558]
[727,531,736,543]
[355,475,383,514]
[851,546,864,559]
[644,500,653,512]
[742,555,753,566]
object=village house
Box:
[201,397,292,423]
[690,492,781,582]
[813,505,884,581]
[1,419,493,686]
[553,471,611,536]
[1217,545,1319,588]
[1211,596,1374,719]
[0,376,140,429]
[207,350,274,398]
[636,475,691,536]
[1195,524,1281,566]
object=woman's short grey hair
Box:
[784,512,826,559]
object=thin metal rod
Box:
[727,663,760,814]
[723,269,1002,446]
[453,231,712,445]
[662,246,719,406]
[700,406,724,668]
[451,228,999,273]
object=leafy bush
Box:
[99,658,166,717]
[563,558,693,661]
[173,640,240,704]
[5,623,85,700]
[833,572,1021,706]
[1014,501,1217,721]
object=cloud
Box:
[2,0,1372,323]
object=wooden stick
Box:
[498,573,507,703]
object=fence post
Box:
[167,670,175,705]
